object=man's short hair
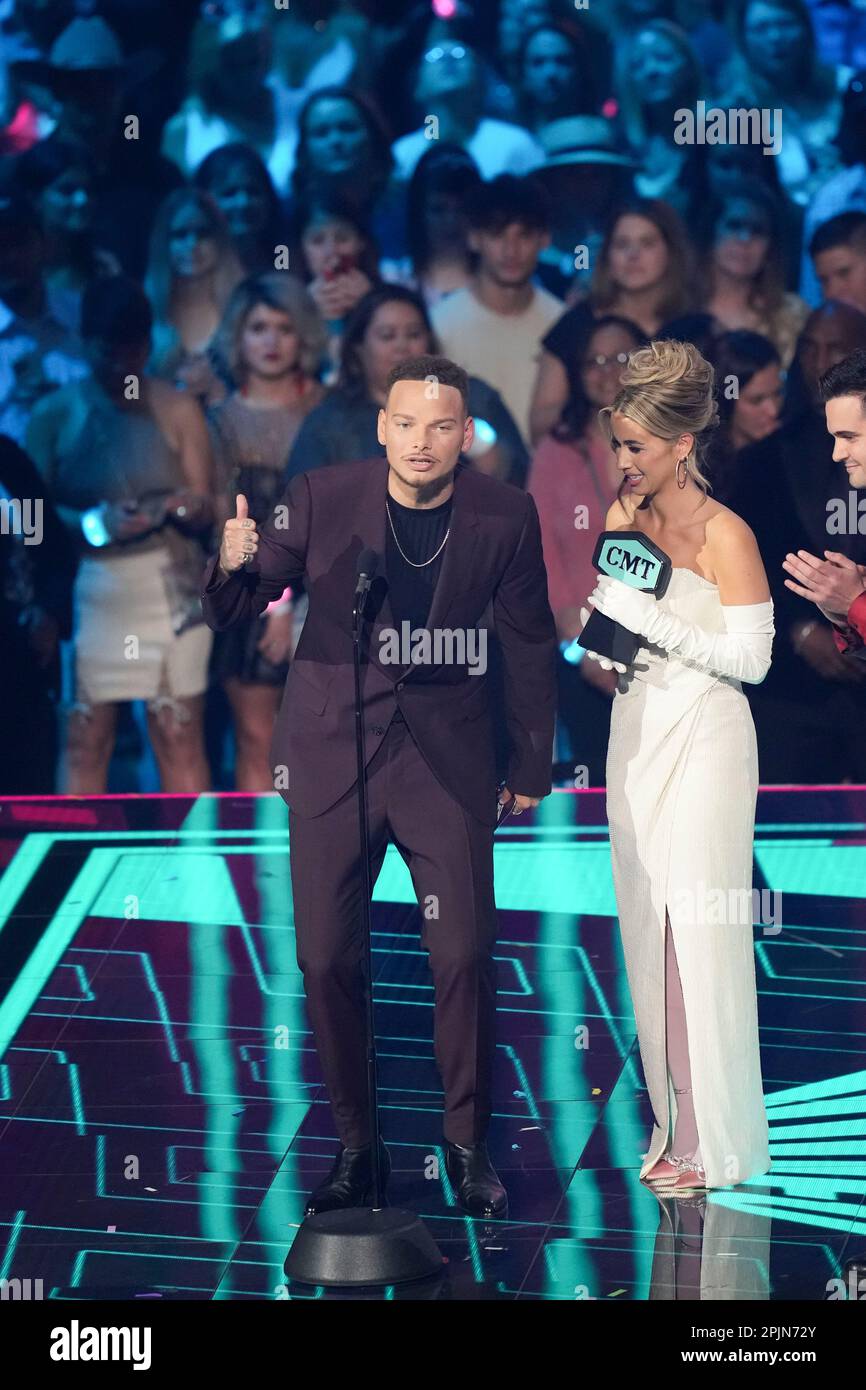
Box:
[819,347,866,408]
[385,354,470,410]
[465,173,551,235]
[810,211,866,260]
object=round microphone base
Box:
[284,1207,443,1288]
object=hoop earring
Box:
[675,457,689,489]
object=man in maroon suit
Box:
[201,355,557,1218]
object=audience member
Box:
[145,188,244,405]
[21,15,182,276]
[162,4,296,190]
[15,134,120,334]
[381,143,482,307]
[431,173,562,444]
[800,68,866,303]
[809,210,866,313]
[730,300,866,781]
[290,86,399,256]
[26,277,215,794]
[698,179,809,367]
[208,274,325,790]
[0,429,76,792]
[529,198,695,443]
[528,313,647,782]
[0,193,88,446]
[516,20,598,133]
[704,329,784,502]
[531,117,637,301]
[194,142,286,277]
[716,0,846,207]
[292,191,379,380]
[619,19,711,224]
[391,39,545,181]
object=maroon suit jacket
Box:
[201,457,557,824]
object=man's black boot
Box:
[445,1140,508,1218]
[304,1139,391,1217]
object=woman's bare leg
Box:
[147,694,210,793]
[60,702,118,794]
[665,913,701,1162]
[223,677,281,792]
[644,911,704,1182]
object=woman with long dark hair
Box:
[705,330,784,504]
[382,142,482,307]
[15,135,120,334]
[290,86,397,249]
[516,19,598,133]
[194,142,285,276]
[698,180,808,369]
[617,19,710,222]
[291,190,379,379]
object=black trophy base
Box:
[577,609,638,666]
[284,1206,443,1287]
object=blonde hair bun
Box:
[601,337,719,491]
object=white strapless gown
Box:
[605,567,771,1189]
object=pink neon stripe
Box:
[0,791,263,800]
[3,783,864,804]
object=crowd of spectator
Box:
[2,0,866,794]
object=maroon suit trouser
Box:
[288,710,498,1148]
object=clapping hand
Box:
[783,549,866,616]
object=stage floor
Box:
[0,787,863,1301]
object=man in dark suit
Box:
[732,304,866,781]
[201,355,557,1218]
[781,347,866,660]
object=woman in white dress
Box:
[581,339,775,1192]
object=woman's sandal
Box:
[645,1153,708,1190]
[642,1154,682,1184]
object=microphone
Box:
[355,547,379,598]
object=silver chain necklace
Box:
[386,499,451,568]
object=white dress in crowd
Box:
[605,566,772,1189]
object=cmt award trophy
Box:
[578,531,673,664]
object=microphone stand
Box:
[352,576,382,1210]
[284,568,442,1289]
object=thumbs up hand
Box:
[219,494,259,575]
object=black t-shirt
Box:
[384,493,453,632]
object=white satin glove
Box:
[587,575,662,636]
[587,575,775,684]
[578,605,628,673]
